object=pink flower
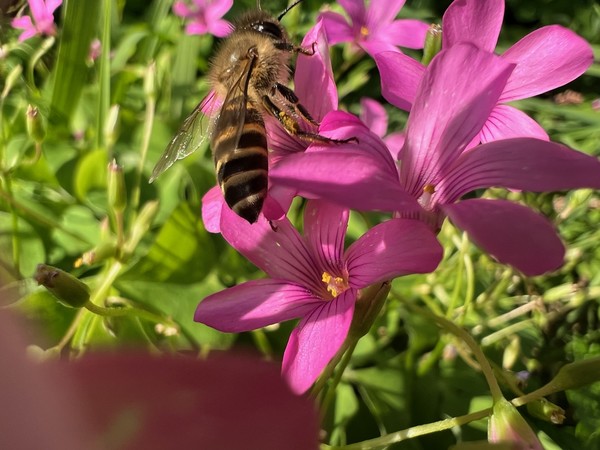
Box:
[374,0,593,143]
[270,44,600,276]
[173,0,232,37]
[319,0,429,56]
[11,0,61,42]
[195,199,442,393]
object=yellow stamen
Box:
[322,271,348,298]
[360,26,369,38]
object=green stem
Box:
[1,176,20,273]
[321,341,358,421]
[251,329,273,359]
[53,309,86,352]
[311,340,351,399]
[84,299,179,330]
[76,260,123,347]
[322,408,491,450]
[406,303,504,402]
[130,63,156,217]
[96,0,112,151]
[115,210,125,249]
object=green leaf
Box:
[0,212,46,278]
[74,148,108,202]
[50,0,101,124]
[120,202,215,284]
[52,205,101,255]
[115,276,234,349]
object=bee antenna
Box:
[277,0,303,21]
[256,0,262,10]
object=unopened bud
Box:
[108,160,127,213]
[422,24,442,66]
[126,200,159,251]
[26,105,46,143]
[2,64,22,100]
[544,357,600,392]
[348,281,391,340]
[526,399,565,425]
[34,264,90,308]
[74,240,117,267]
[502,335,520,370]
[488,398,543,449]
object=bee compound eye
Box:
[252,21,283,40]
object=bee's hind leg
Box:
[272,82,319,127]
[262,95,357,145]
[274,41,316,56]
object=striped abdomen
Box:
[212,100,268,224]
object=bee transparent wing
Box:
[213,54,257,153]
[149,92,217,183]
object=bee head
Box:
[237,10,286,41]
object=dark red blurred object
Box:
[0,312,319,450]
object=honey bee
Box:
[150,1,352,223]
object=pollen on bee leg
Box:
[360,26,369,38]
[321,272,349,298]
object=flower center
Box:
[360,26,369,38]
[322,272,349,298]
[418,184,436,210]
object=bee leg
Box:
[272,82,319,127]
[274,41,316,56]
[262,95,357,145]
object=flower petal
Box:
[45,0,63,15]
[438,138,600,203]
[480,104,549,143]
[319,11,354,45]
[206,0,233,19]
[186,22,209,35]
[195,279,321,332]
[400,44,515,196]
[500,25,594,102]
[377,19,429,49]
[442,199,564,275]
[11,15,33,31]
[262,188,288,221]
[317,111,399,176]
[295,20,337,122]
[374,50,424,111]
[442,0,504,52]
[360,97,388,138]
[282,290,356,394]
[219,206,324,293]
[304,200,349,276]
[366,0,406,27]
[173,1,192,17]
[28,0,49,23]
[384,132,405,160]
[266,115,307,159]
[209,20,233,37]
[201,185,224,233]
[270,149,417,214]
[339,0,367,27]
[345,218,442,287]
